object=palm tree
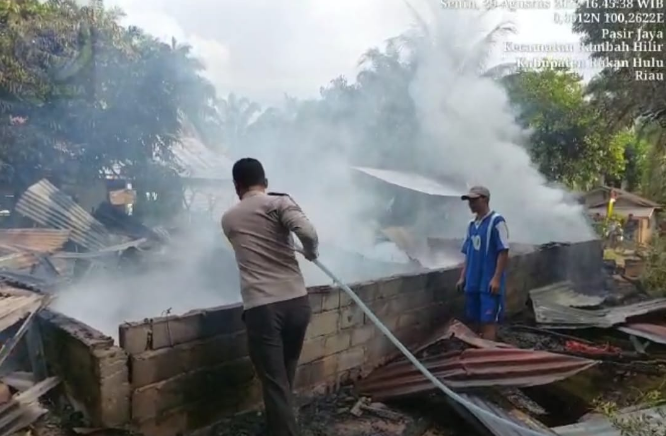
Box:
[218,93,261,154]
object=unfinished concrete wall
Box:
[115,239,602,436]
[37,239,602,436]
[39,310,130,427]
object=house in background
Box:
[582,186,661,245]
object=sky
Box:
[102,0,583,105]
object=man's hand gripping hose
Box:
[298,249,551,436]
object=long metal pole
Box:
[311,258,551,436]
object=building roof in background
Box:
[172,137,234,181]
[584,186,661,209]
[352,167,462,197]
[587,207,655,219]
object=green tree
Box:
[218,93,261,153]
[604,127,649,191]
[573,1,665,128]
[502,66,625,189]
[0,0,221,217]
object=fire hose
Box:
[309,257,552,436]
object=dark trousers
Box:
[243,296,311,436]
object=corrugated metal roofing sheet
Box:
[532,296,666,329]
[0,229,70,253]
[173,137,233,181]
[15,180,111,251]
[617,322,666,345]
[530,282,606,309]
[353,166,462,197]
[357,347,598,401]
[588,207,655,219]
[453,393,557,436]
[585,186,661,209]
[552,404,666,436]
[413,320,513,354]
[530,282,666,329]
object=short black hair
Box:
[232,158,266,188]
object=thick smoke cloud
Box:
[53,0,594,341]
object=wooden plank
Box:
[130,331,248,388]
[25,323,47,381]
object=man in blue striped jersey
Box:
[456,186,509,341]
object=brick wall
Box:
[115,239,602,436]
[40,239,603,436]
[40,310,130,427]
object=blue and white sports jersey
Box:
[460,211,510,294]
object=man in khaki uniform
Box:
[222,158,318,436]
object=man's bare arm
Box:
[492,250,509,281]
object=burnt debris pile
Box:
[345,280,666,436]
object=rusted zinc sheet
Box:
[0,229,70,253]
[531,286,666,329]
[413,320,513,354]
[452,393,557,436]
[552,404,666,436]
[173,136,234,181]
[529,282,606,309]
[352,166,462,197]
[357,347,598,400]
[618,322,666,345]
[15,180,111,251]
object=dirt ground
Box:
[208,387,470,436]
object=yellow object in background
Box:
[605,189,618,223]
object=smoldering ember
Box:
[2,0,666,436]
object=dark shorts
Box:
[465,292,504,324]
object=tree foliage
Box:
[502,66,624,189]
[573,1,666,128]
[572,0,666,199]
[0,0,219,202]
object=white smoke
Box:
[406,3,594,243]
[53,0,595,341]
